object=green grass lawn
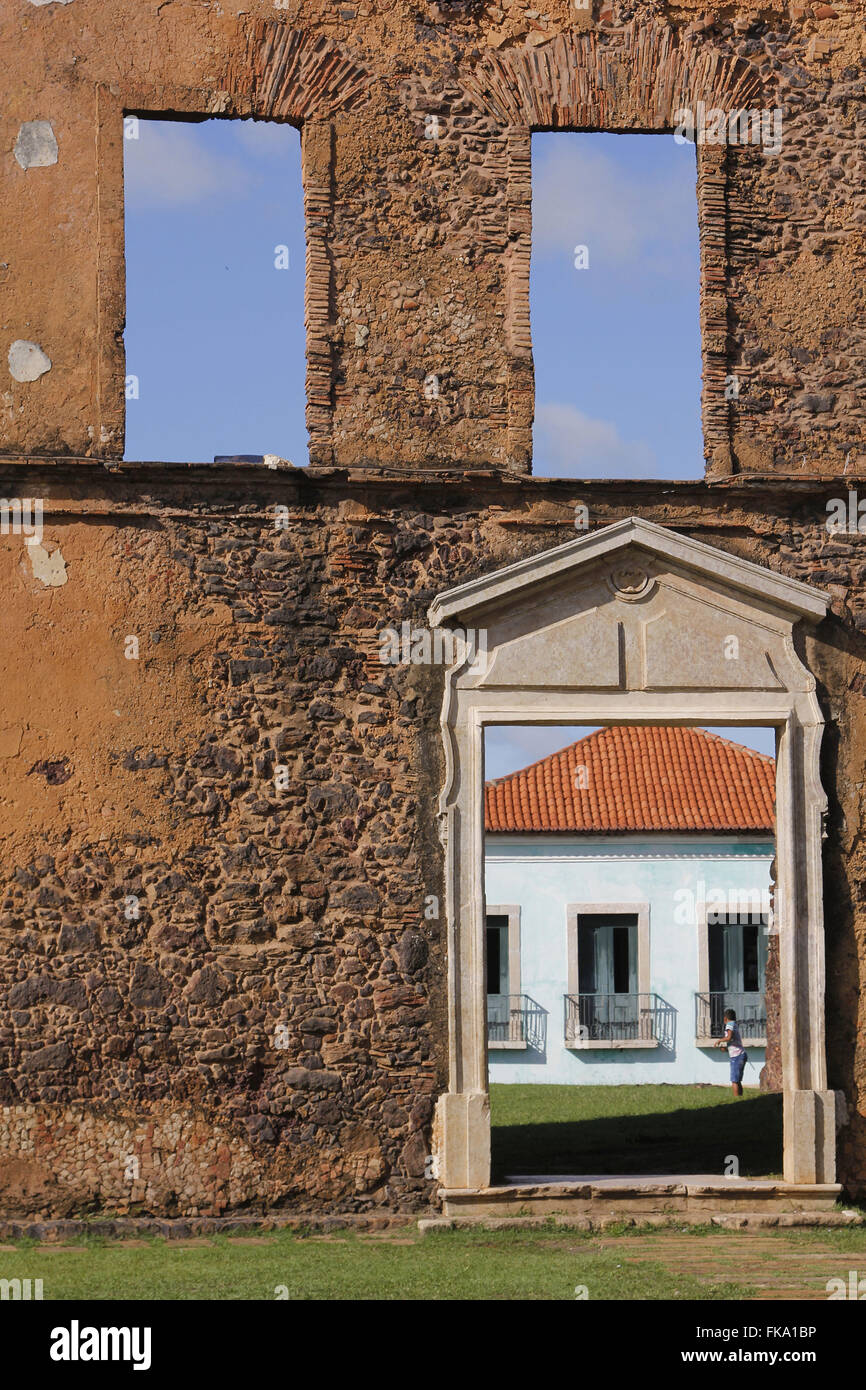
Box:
[0,1085,826,1301]
[0,1227,750,1301]
[490,1083,782,1181]
[5,1223,866,1301]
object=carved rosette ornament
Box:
[606,565,655,601]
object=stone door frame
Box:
[430,518,837,1190]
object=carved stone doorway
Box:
[431,518,837,1192]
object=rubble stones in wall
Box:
[0,470,865,1206]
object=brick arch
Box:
[242,22,373,122]
[460,19,766,129]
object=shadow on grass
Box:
[491,1091,783,1181]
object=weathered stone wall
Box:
[0,464,864,1211]
[1,0,863,472]
[1,0,865,1213]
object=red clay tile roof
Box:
[485,726,775,834]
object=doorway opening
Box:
[483,722,782,1183]
[430,516,836,1198]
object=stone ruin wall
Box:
[0,0,864,1212]
[1,0,864,473]
[0,469,864,1213]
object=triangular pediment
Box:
[429,518,828,695]
[429,517,828,626]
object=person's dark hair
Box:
[724,1008,737,1020]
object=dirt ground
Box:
[571,1231,862,1300]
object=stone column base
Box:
[434,1092,490,1190]
[783,1090,837,1184]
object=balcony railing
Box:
[564,992,675,1048]
[695,991,766,1042]
[487,994,547,1051]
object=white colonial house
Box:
[485,725,775,1085]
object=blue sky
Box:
[531,132,702,479]
[485,726,777,782]
[123,118,307,464]
[124,122,702,476]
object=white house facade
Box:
[486,834,773,1085]
[484,724,775,1085]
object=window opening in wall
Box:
[123,117,306,465]
[483,723,780,1182]
[485,907,529,1047]
[577,913,638,1023]
[486,916,509,995]
[704,914,769,1043]
[530,132,702,480]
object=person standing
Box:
[716,1008,747,1096]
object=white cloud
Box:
[231,120,299,161]
[532,139,696,275]
[533,402,656,479]
[124,122,257,207]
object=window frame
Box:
[697,907,769,1047]
[565,901,652,1050]
[485,903,524,1051]
[505,130,729,477]
[108,100,334,466]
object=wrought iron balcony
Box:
[487,994,547,1050]
[695,991,766,1043]
[564,992,675,1048]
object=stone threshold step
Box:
[440,1179,843,1217]
[504,1173,787,1188]
[422,1211,864,1233]
[443,1180,841,1200]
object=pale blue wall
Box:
[486,834,772,1085]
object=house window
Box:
[486,905,527,1048]
[697,911,768,1044]
[486,915,509,996]
[709,917,767,996]
[565,902,655,1047]
[577,913,638,998]
[576,912,640,1036]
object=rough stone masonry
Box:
[0,0,864,1214]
